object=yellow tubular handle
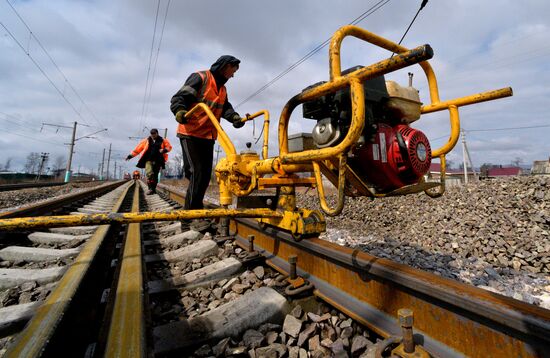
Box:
[425,155,446,198]
[280,78,366,164]
[329,25,441,103]
[432,105,460,158]
[186,103,236,157]
[421,87,513,114]
[312,154,346,217]
[241,110,270,160]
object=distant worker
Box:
[170,55,246,231]
[126,128,172,195]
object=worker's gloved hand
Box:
[175,110,188,124]
[125,155,132,161]
[232,113,244,128]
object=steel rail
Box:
[4,182,133,358]
[155,184,550,358]
[0,180,126,219]
[105,183,145,357]
[0,182,66,192]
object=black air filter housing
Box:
[302,66,389,121]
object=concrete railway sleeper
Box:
[0,182,388,358]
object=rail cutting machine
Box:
[204,25,513,239]
[0,26,512,236]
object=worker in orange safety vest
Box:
[126,128,172,194]
[170,55,246,231]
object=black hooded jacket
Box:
[170,55,240,124]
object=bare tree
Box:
[170,151,184,178]
[52,155,66,172]
[23,152,41,174]
[511,157,523,167]
[1,157,12,172]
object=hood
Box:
[210,55,240,73]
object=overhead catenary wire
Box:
[3,0,106,131]
[390,0,428,58]
[143,0,171,126]
[235,0,392,109]
[0,21,96,127]
[430,123,550,142]
[138,0,161,135]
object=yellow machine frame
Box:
[0,26,512,238]
[190,25,512,238]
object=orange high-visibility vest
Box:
[130,137,172,162]
[177,70,227,140]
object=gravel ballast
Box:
[298,176,550,308]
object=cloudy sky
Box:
[1,0,549,176]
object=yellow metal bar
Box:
[242,110,270,160]
[432,105,460,158]
[421,87,513,114]
[328,25,441,103]
[5,182,133,358]
[0,208,282,231]
[280,78,365,163]
[278,45,433,159]
[425,155,447,198]
[106,184,144,357]
[312,154,346,216]
[186,103,236,157]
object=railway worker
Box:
[170,55,246,231]
[125,128,172,195]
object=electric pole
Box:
[100,148,106,180]
[114,162,117,180]
[106,143,112,180]
[64,121,77,182]
[158,128,168,183]
[41,121,107,182]
[35,152,49,182]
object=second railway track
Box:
[0,180,549,357]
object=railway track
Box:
[0,180,96,193]
[0,181,549,357]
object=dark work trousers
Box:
[180,136,214,210]
[145,161,161,190]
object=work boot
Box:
[190,219,214,233]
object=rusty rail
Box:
[155,184,550,358]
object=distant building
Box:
[531,158,550,175]
[428,163,476,186]
[487,166,522,177]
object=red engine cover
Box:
[355,124,431,192]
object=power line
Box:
[390,0,428,57]
[138,0,161,134]
[143,0,171,125]
[4,0,106,130]
[3,128,65,146]
[235,0,392,109]
[1,21,92,124]
[430,123,550,142]
[467,124,550,133]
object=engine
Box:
[302,66,431,193]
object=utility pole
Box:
[106,143,112,180]
[100,148,106,180]
[35,152,49,182]
[97,162,101,180]
[42,121,107,183]
[114,162,117,180]
[64,121,77,182]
